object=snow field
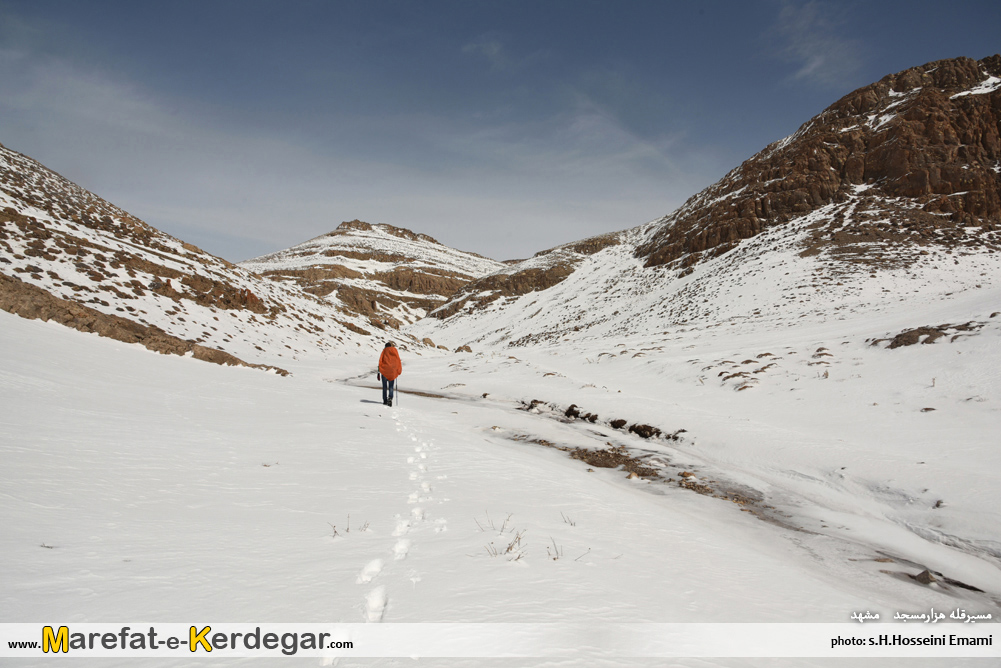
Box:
[0,315,884,652]
[3,300,1000,667]
[401,288,1001,610]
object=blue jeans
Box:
[382,377,395,404]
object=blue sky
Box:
[1,1,999,261]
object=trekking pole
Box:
[396,379,399,407]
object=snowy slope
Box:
[0,142,384,367]
[397,128,1001,643]
[241,220,505,332]
[401,287,1001,606]
[409,203,1000,351]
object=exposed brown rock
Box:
[870,321,985,348]
[1,165,282,320]
[561,232,621,256]
[429,228,625,320]
[568,446,659,478]
[636,55,1001,271]
[628,423,662,439]
[371,268,470,296]
[335,284,437,320]
[333,219,441,245]
[336,319,371,336]
[432,263,575,319]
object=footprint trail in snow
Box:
[355,408,447,622]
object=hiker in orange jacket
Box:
[378,341,402,406]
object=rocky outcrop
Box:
[561,232,621,256]
[0,272,289,375]
[869,321,985,348]
[370,268,470,297]
[636,55,1001,270]
[0,152,278,318]
[430,262,576,319]
[335,219,441,245]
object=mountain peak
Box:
[330,219,443,246]
[241,219,505,331]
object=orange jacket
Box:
[378,347,402,381]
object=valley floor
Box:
[2,302,999,667]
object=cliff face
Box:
[636,55,1001,271]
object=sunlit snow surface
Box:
[3,277,1000,667]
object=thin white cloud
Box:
[462,34,509,71]
[771,0,862,87]
[461,33,548,73]
[2,48,181,138]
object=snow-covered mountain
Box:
[0,142,394,372]
[3,55,1001,663]
[240,220,504,336]
[412,55,1001,350]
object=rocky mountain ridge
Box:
[636,54,1001,270]
[411,55,1001,349]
